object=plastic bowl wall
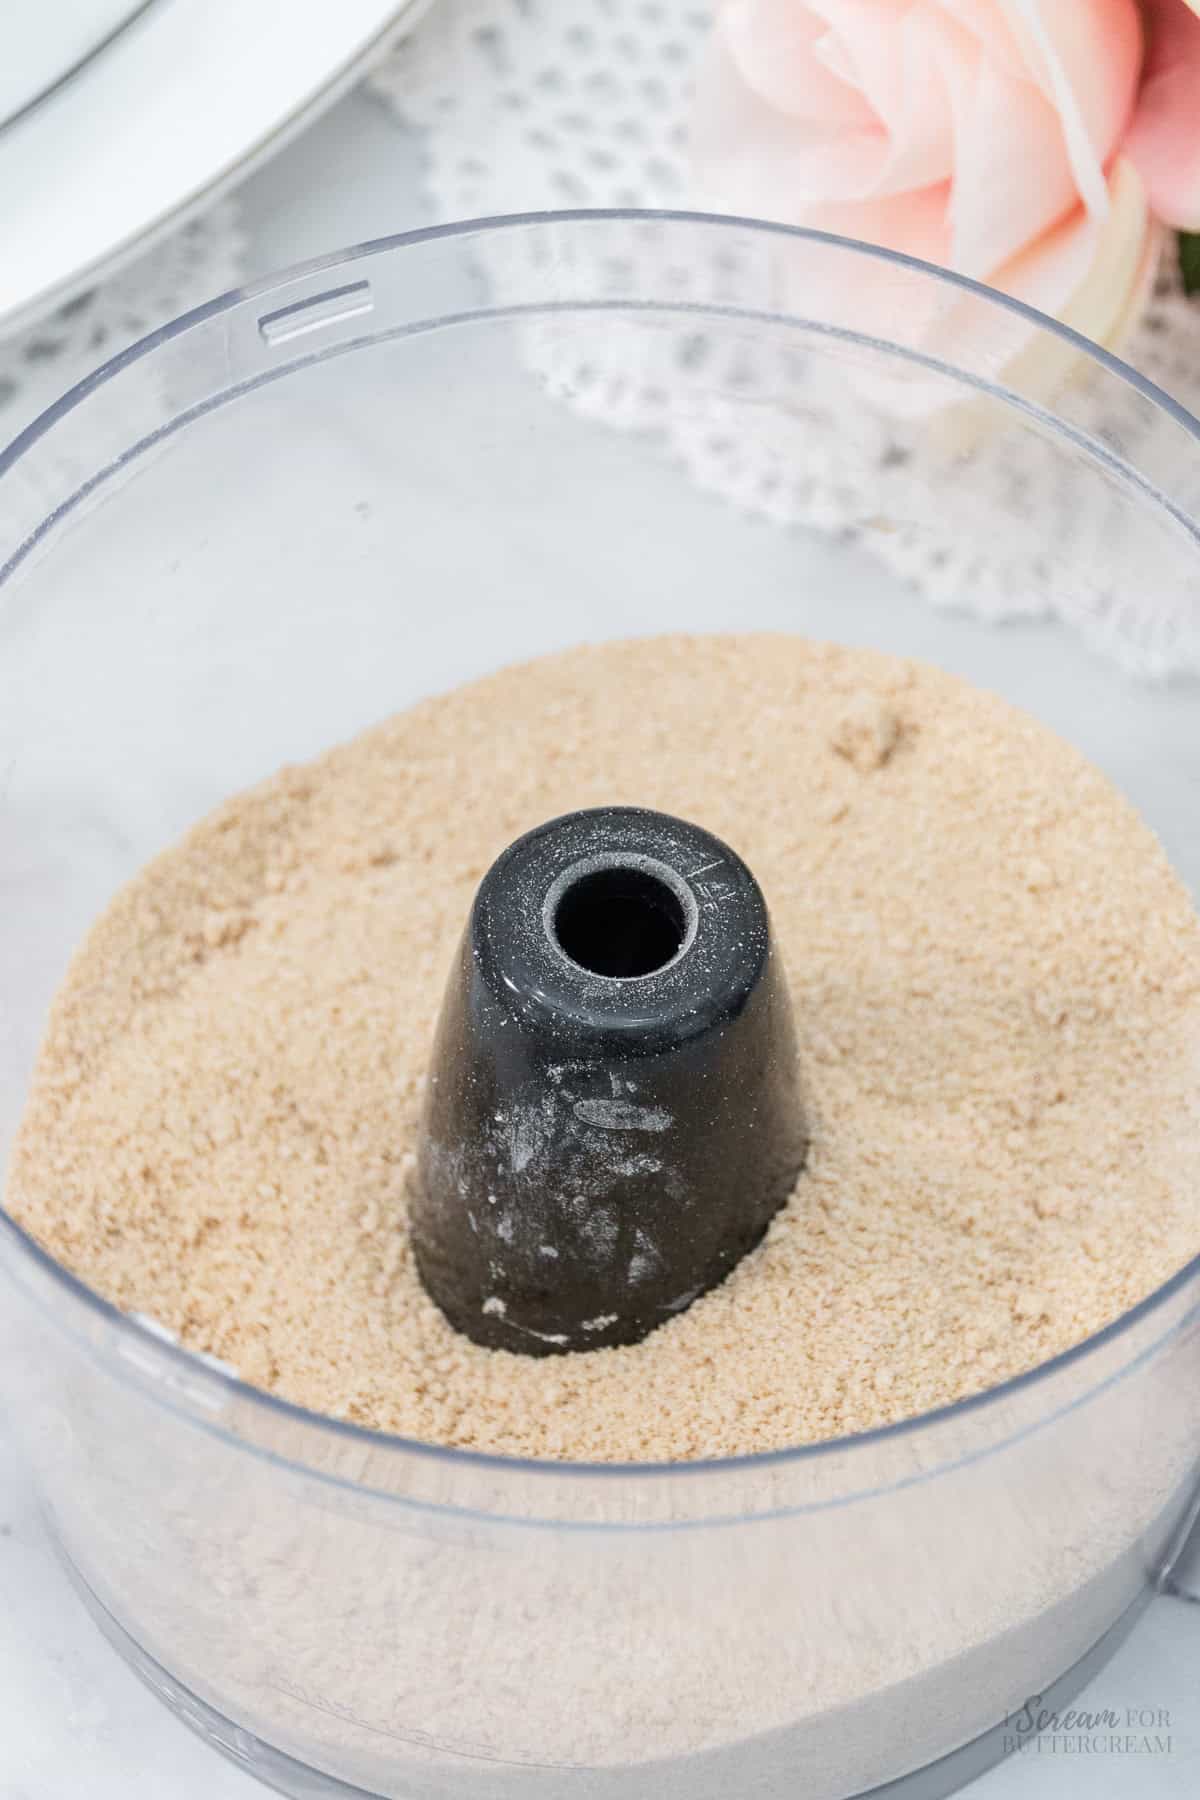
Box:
[1,213,1200,1800]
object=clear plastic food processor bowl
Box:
[2,213,1200,1800]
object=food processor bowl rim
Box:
[7,208,1200,512]
[2,207,1199,1491]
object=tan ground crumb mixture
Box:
[8,634,1200,1462]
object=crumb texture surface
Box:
[9,634,1200,1461]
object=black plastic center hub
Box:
[410,806,806,1356]
[552,859,690,979]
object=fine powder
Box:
[9,633,1200,1463]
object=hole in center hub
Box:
[553,864,688,979]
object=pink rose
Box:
[692,0,1200,351]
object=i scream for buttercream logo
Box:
[1003,1695,1173,1757]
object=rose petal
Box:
[802,183,954,266]
[691,32,889,215]
[999,0,1141,214]
[715,0,964,200]
[938,0,1036,78]
[692,0,1150,394]
[1104,213,1164,358]
[939,41,1081,275]
[1125,0,1200,230]
[804,1,958,192]
[851,158,1152,426]
[973,210,1159,446]
[719,0,877,127]
[996,155,1150,357]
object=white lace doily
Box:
[372,0,1200,678]
[0,199,247,440]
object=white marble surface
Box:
[2,79,1200,1800]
